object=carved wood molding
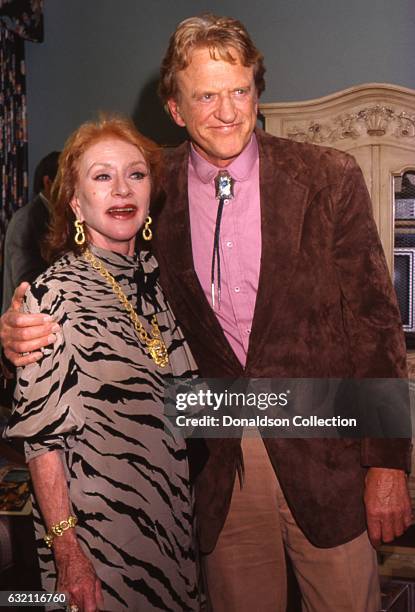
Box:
[260,83,415,146]
[286,107,415,144]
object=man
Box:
[2,151,60,313]
[1,152,60,402]
[1,15,412,612]
[154,15,412,611]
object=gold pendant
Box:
[147,338,169,368]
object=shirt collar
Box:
[39,191,51,212]
[189,133,258,184]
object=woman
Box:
[5,117,200,611]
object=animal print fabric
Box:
[5,245,200,611]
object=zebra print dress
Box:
[5,245,200,611]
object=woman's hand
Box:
[28,452,104,611]
[55,542,104,612]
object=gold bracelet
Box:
[44,515,77,548]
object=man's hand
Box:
[364,467,413,547]
[0,282,59,367]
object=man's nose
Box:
[215,94,237,123]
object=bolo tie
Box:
[211,170,235,309]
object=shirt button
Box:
[234,287,240,293]
[246,329,251,334]
[226,241,233,248]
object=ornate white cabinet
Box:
[260,83,415,273]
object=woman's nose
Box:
[112,176,131,196]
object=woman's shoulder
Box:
[27,252,90,313]
[32,252,91,288]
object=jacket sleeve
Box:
[332,155,412,471]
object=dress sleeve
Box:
[4,281,85,462]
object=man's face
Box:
[167,47,258,168]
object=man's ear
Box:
[42,175,52,198]
[167,98,186,128]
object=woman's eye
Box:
[94,173,111,181]
[131,171,147,180]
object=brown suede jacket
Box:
[153,129,411,554]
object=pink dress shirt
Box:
[188,135,261,367]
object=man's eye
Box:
[234,88,248,95]
[131,171,147,180]
[201,93,213,101]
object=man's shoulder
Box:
[155,142,189,211]
[161,140,189,159]
[5,195,48,237]
[160,141,189,174]
[257,128,355,179]
[5,201,31,231]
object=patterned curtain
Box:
[0,0,43,285]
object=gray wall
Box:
[25,0,415,188]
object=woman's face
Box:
[70,137,151,256]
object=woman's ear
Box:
[70,196,82,221]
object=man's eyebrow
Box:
[192,82,253,98]
[192,89,214,98]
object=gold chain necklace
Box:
[83,248,169,368]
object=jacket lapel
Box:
[246,131,309,370]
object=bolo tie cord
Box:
[211,196,226,309]
[211,171,235,309]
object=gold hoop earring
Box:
[74,220,86,246]
[142,216,152,241]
